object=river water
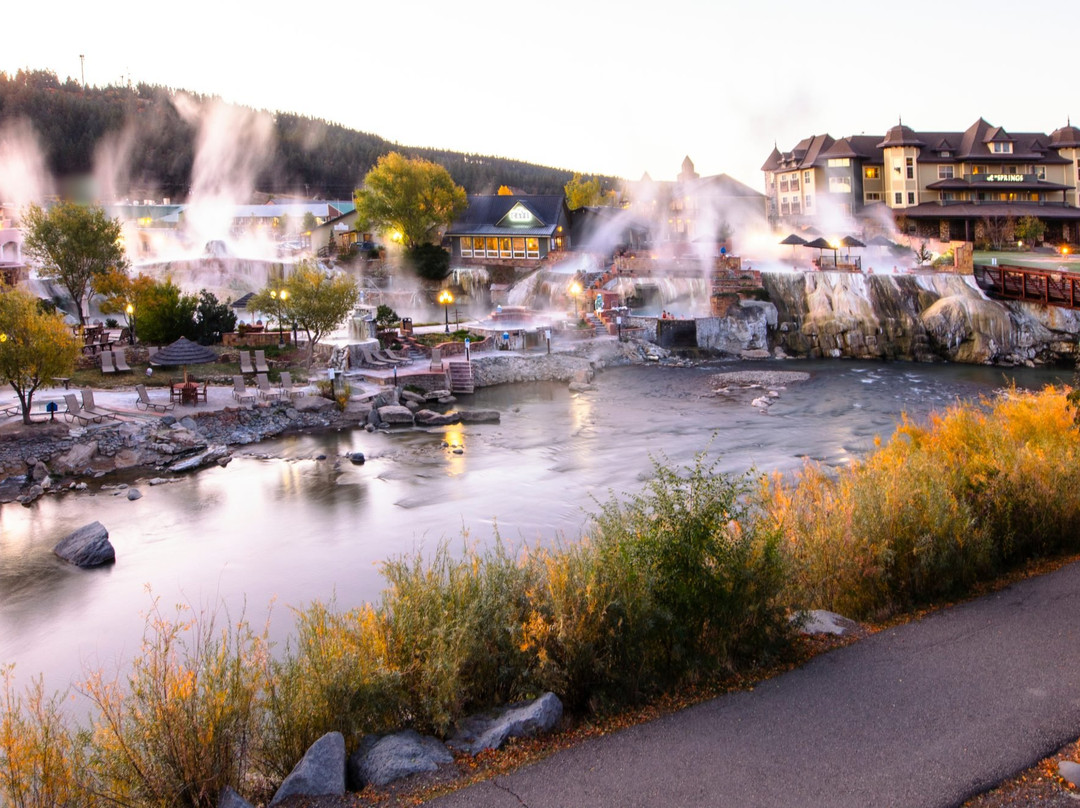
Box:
[0,359,1069,691]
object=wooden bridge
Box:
[973,263,1080,310]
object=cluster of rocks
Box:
[222,693,563,807]
[368,387,501,430]
[711,369,811,412]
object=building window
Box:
[803,170,811,184]
[828,176,852,194]
[938,165,954,179]
[512,237,525,258]
[940,150,951,158]
[866,192,882,201]
[906,157,914,179]
[473,237,485,255]
[486,237,498,257]
[805,194,813,209]
[460,237,472,257]
[827,158,851,167]
[908,192,916,205]
[973,165,986,174]
[526,238,539,258]
[992,142,1013,154]
[500,237,512,258]
[895,192,903,204]
[1037,166,1046,180]
[865,166,880,179]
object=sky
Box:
[4,0,1079,194]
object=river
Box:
[0,359,1070,692]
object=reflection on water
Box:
[0,359,1069,690]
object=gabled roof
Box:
[447,195,567,237]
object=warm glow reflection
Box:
[444,429,466,478]
[569,281,583,296]
[1062,245,1071,256]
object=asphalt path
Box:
[427,561,1080,808]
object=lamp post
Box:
[271,288,288,348]
[125,302,136,345]
[438,289,454,334]
[569,280,583,320]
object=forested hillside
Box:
[0,70,610,198]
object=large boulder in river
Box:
[458,410,501,424]
[54,521,115,567]
[415,409,461,427]
[447,692,563,755]
[270,731,346,804]
[347,729,454,789]
[376,405,415,425]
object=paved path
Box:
[428,562,1080,808]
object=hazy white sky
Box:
[5,0,1078,192]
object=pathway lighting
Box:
[569,280,583,318]
[438,289,454,333]
[271,288,289,348]
[125,302,136,344]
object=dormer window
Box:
[992,142,1013,154]
[940,150,951,158]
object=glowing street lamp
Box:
[438,289,454,333]
[270,288,289,348]
[569,280,583,318]
[125,302,136,345]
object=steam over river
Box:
[0,360,1069,690]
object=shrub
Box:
[78,599,266,808]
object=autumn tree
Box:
[1015,215,1046,247]
[21,202,129,326]
[564,174,618,210]
[353,152,467,248]
[251,262,359,365]
[0,288,81,424]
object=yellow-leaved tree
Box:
[0,288,81,424]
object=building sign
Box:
[984,174,1025,183]
[499,202,541,227]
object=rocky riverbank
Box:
[0,338,674,500]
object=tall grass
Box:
[764,386,1080,618]
[2,385,1078,806]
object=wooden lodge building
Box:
[763,118,1080,244]
[447,195,571,267]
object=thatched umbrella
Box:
[779,233,807,263]
[841,235,866,265]
[804,236,834,267]
[149,337,217,382]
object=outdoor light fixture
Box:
[438,289,454,333]
[125,302,136,344]
[271,288,289,348]
[569,281,583,317]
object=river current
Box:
[0,359,1069,691]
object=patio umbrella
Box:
[841,235,866,264]
[804,237,834,266]
[779,233,807,263]
[149,336,217,382]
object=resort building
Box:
[763,118,1080,243]
[447,194,571,267]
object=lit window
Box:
[500,237,512,257]
[526,238,539,258]
[460,237,472,257]
[512,237,525,258]
[827,158,850,167]
[865,167,880,179]
[486,237,498,257]
[906,157,914,179]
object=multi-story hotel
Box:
[763,118,1080,243]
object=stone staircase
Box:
[446,361,475,394]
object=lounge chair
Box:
[114,348,132,372]
[239,350,255,375]
[279,371,306,399]
[232,375,256,404]
[357,344,392,368]
[383,347,413,364]
[195,380,208,404]
[100,350,117,374]
[374,348,409,366]
[429,347,443,372]
[80,389,119,420]
[256,373,282,401]
[254,350,269,373]
[63,393,103,425]
[134,383,173,413]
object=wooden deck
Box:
[973,263,1080,310]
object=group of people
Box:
[659,310,678,319]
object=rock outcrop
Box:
[270,731,346,804]
[347,729,454,789]
[447,692,563,755]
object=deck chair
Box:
[280,371,306,399]
[256,373,283,401]
[374,348,409,366]
[254,350,269,373]
[80,389,119,420]
[239,350,255,375]
[134,383,173,413]
[100,350,117,374]
[232,375,256,403]
[63,393,103,425]
[383,347,413,364]
[114,348,132,372]
[358,344,392,368]
[429,347,442,372]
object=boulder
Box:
[447,692,563,755]
[168,445,230,473]
[348,451,366,465]
[30,461,50,482]
[401,390,427,405]
[457,410,501,424]
[415,409,461,427]
[17,484,44,507]
[270,731,346,804]
[54,521,115,567]
[793,610,861,636]
[218,786,254,808]
[1059,760,1080,785]
[347,729,454,789]
[51,441,99,475]
[377,405,415,425]
[126,488,142,501]
[295,395,336,413]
